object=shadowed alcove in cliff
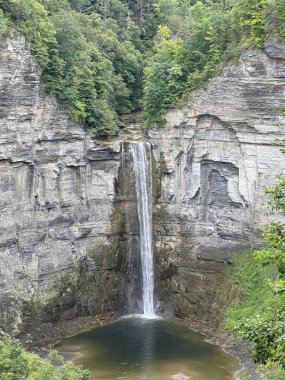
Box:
[200,159,244,209]
[0,1,285,376]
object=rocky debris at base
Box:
[17,313,117,356]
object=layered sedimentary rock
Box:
[0,37,123,330]
[0,35,284,331]
[149,43,285,324]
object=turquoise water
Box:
[56,317,240,380]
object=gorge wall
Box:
[0,36,125,330]
[0,36,284,332]
[150,41,285,327]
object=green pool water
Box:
[56,316,240,380]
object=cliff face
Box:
[0,37,124,330]
[0,36,284,331]
[149,43,285,324]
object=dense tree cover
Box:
[0,335,90,380]
[72,0,159,46]
[143,0,285,127]
[0,0,147,136]
[0,0,284,133]
[226,158,285,374]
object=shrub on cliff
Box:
[0,335,90,380]
[225,164,285,374]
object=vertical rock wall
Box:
[0,35,284,332]
[0,37,124,330]
[149,43,285,326]
[115,142,142,314]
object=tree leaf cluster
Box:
[1,0,284,133]
[0,335,90,380]
[143,0,285,128]
[0,0,147,136]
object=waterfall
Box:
[129,142,155,317]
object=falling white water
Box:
[129,142,155,317]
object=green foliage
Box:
[231,0,269,48]
[0,0,145,136]
[0,335,29,380]
[143,25,185,127]
[223,252,281,322]
[265,176,285,212]
[69,0,159,46]
[143,0,282,127]
[226,168,285,373]
[0,335,90,380]
[231,307,285,368]
[268,0,285,43]
[263,368,285,379]
[0,10,10,35]
[0,0,284,132]
[238,369,250,380]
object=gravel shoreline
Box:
[18,312,117,356]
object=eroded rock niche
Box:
[151,46,285,328]
[0,37,285,332]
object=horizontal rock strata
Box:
[0,36,284,330]
[149,45,285,324]
[0,37,123,330]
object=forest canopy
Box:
[0,0,284,134]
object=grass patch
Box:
[262,368,285,379]
[222,251,285,380]
[222,251,282,322]
[238,369,250,380]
